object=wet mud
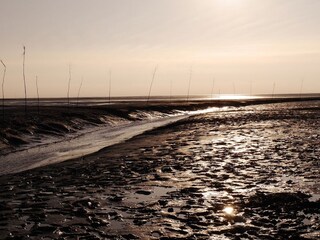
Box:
[0,101,319,239]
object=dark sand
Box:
[0,99,319,239]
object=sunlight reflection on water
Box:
[216,94,262,100]
[223,206,235,215]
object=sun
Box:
[218,0,240,6]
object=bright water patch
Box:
[0,115,186,175]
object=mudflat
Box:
[0,100,319,239]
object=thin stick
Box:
[211,77,215,100]
[147,66,157,103]
[218,89,221,110]
[77,77,83,107]
[1,60,6,120]
[109,70,111,104]
[232,82,235,95]
[272,82,276,98]
[67,64,71,106]
[186,67,192,102]
[170,79,172,102]
[299,78,304,99]
[36,76,39,115]
[23,46,27,114]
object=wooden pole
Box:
[23,46,27,115]
[272,82,276,98]
[186,67,192,102]
[109,70,111,104]
[147,66,157,103]
[77,77,83,107]
[36,76,39,115]
[170,78,172,102]
[232,82,235,95]
[1,60,6,120]
[67,64,71,106]
[211,77,215,100]
[299,78,304,99]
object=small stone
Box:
[158,199,168,206]
[136,190,152,195]
[108,195,124,202]
[168,207,174,212]
[161,166,173,173]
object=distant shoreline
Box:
[1,93,320,103]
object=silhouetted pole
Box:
[299,78,304,99]
[67,64,71,107]
[170,79,172,102]
[233,82,235,95]
[272,82,276,98]
[218,89,221,111]
[77,77,83,107]
[109,70,111,104]
[147,66,157,103]
[23,46,27,115]
[36,76,39,115]
[1,60,6,120]
[186,67,192,102]
[211,77,215,101]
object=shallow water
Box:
[0,114,187,175]
[0,104,227,175]
[2,93,320,106]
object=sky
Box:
[1,0,320,98]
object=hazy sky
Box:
[1,0,320,98]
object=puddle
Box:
[127,186,176,204]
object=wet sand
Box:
[0,100,239,155]
[0,100,319,239]
[1,97,318,155]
